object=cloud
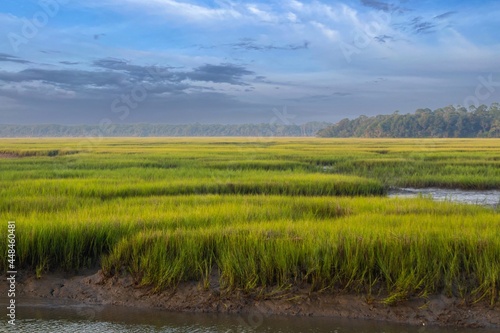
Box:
[286,12,298,23]
[434,11,457,20]
[0,53,31,64]
[186,63,254,85]
[360,0,393,12]
[0,68,127,87]
[0,59,257,104]
[288,92,352,102]
[0,81,77,100]
[93,58,132,69]
[311,21,339,42]
[245,4,277,23]
[0,57,265,124]
[114,0,242,22]
[394,11,457,36]
[92,58,179,82]
[287,0,340,21]
[92,58,254,86]
[374,34,396,43]
[332,92,351,96]
[39,50,63,55]
[226,38,309,51]
[59,61,80,65]
[409,16,437,34]
[395,15,447,35]
[93,33,106,40]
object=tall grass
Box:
[0,138,499,304]
[100,208,500,304]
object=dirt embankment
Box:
[3,269,500,328]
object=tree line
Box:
[317,104,500,138]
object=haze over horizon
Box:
[1,0,499,125]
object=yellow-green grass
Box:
[1,138,499,189]
[0,138,499,304]
[0,195,498,304]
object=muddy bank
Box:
[2,270,499,328]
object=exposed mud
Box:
[0,153,18,159]
[3,269,500,328]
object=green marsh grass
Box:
[0,138,499,304]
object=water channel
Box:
[388,188,500,208]
[2,298,498,333]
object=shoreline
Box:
[3,269,500,328]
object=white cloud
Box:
[311,21,339,42]
[1,81,77,100]
[286,12,298,23]
[286,0,341,21]
[341,4,360,26]
[288,0,304,11]
[104,0,243,22]
[246,4,277,23]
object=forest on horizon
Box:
[317,104,500,138]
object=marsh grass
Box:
[0,138,499,304]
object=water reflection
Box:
[389,188,500,207]
[0,298,497,333]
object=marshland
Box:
[1,138,499,325]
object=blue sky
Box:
[0,0,499,124]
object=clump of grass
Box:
[102,230,216,290]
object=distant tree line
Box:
[0,122,331,138]
[317,104,500,138]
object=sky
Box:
[0,0,499,125]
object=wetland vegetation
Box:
[1,138,499,305]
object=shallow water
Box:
[1,298,498,333]
[388,188,500,207]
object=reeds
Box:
[0,138,499,304]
